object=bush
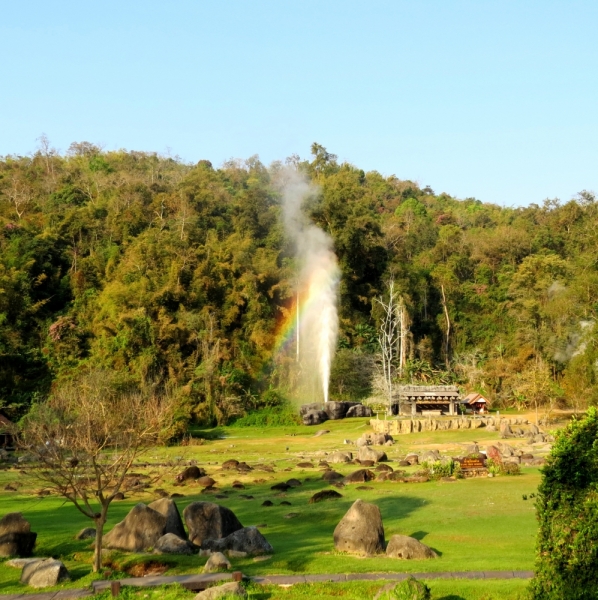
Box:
[375,576,431,600]
[229,404,300,428]
[421,459,460,479]
[529,407,598,600]
[486,458,521,476]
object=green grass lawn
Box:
[0,416,547,597]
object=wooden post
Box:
[233,571,243,582]
[111,581,121,597]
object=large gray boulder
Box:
[148,498,186,539]
[154,533,194,555]
[194,581,247,599]
[0,513,37,557]
[302,410,328,426]
[20,558,70,588]
[386,534,437,559]
[358,445,387,463]
[333,499,385,555]
[201,526,273,556]
[103,503,167,552]
[346,404,373,418]
[299,403,324,416]
[183,502,243,547]
[324,402,351,420]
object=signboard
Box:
[460,457,486,470]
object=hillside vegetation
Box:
[1,140,597,423]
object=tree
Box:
[529,407,598,600]
[375,279,409,412]
[17,371,175,573]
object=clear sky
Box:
[1,1,596,206]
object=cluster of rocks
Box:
[102,499,272,560]
[499,421,554,443]
[486,443,546,466]
[300,401,372,425]
[333,499,437,559]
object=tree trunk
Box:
[93,508,108,573]
[440,284,451,369]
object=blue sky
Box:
[1,1,596,206]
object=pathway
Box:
[0,569,535,599]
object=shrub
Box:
[486,458,521,476]
[421,459,459,479]
[229,404,300,427]
[375,576,431,600]
[529,407,598,600]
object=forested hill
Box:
[1,142,597,423]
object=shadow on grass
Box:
[436,596,466,600]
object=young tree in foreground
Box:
[529,407,598,600]
[17,371,175,573]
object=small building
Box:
[0,413,14,449]
[394,385,461,416]
[461,392,489,414]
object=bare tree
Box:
[375,279,410,413]
[17,371,175,573]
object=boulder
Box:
[20,558,70,588]
[346,404,372,418]
[302,410,328,426]
[202,526,273,556]
[286,478,302,487]
[358,446,387,463]
[421,450,440,463]
[333,499,385,555]
[0,513,37,557]
[176,466,206,482]
[148,498,187,539]
[103,504,167,552]
[465,444,479,455]
[75,527,96,540]
[324,401,350,420]
[327,451,352,464]
[343,469,375,484]
[270,482,290,491]
[375,463,393,473]
[203,551,231,573]
[309,490,343,503]
[405,454,419,465]
[6,557,48,569]
[194,581,247,599]
[486,445,502,463]
[529,423,540,435]
[221,460,239,470]
[197,476,217,488]
[355,436,370,448]
[386,534,437,559]
[154,533,194,555]
[322,470,344,482]
[500,422,513,438]
[299,403,324,416]
[183,502,244,547]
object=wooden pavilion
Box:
[394,385,461,416]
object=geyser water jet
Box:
[281,170,340,402]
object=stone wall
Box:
[370,415,528,435]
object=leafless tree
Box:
[17,371,176,573]
[375,278,410,413]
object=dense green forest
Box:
[1,140,597,424]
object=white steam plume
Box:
[281,169,340,403]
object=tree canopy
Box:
[1,141,597,423]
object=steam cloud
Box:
[281,170,340,403]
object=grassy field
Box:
[0,415,551,598]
